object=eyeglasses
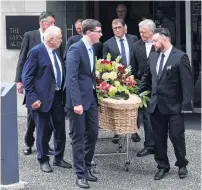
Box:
[112,26,123,30]
[90,30,102,34]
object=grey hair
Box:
[138,19,156,33]
[44,25,61,41]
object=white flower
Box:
[96,70,100,78]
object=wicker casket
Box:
[99,94,141,135]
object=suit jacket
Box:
[22,43,65,112]
[138,47,194,114]
[131,40,155,80]
[63,35,103,60]
[103,34,138,64]
[15,29,41,82]
[65,40,97,110]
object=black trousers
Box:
[67,94,98,179]
[150,106,188,169]
[24,109,52,147]
[137,106,154,149]
[31,90,66,163]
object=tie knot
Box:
[120,39,124,42]
[161,53,165,58]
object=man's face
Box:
[52,30,62,49]
[152,33,164,52]
[139,26,153,42]
[116,6,127,20]
[89,26,102,44]
[75,22,82,35]
[112,23,125,38]
[41,16,55,31]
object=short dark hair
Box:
[39,11,55,22]
[153,28,171,40]
[75,19,83,25]
[82,19,102,34]
[112,18,125,27]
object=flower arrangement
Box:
[96,53,150,107]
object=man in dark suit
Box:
[22,26,72,173]
[15,11,55,155]
[131,19,156,157]
[138,28,193,180]
[103,18,140,143]
[65,19,102,189]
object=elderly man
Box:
[138,28,193,180]
[15,11,56,156]
[131,19,156,157]
[66,19,102,189]
[22,26,72,173]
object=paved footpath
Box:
[18,117,201,190]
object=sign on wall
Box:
[6,16,39,49]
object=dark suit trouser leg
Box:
[150,107,170,169]
[50,90,66,160]
[25,109,52,147]
[24,109,35,147]
[68,96,98,179]
[138,107,154,149]
[84,97,98,171]
[168,114,188,167]
[31,110,50,163]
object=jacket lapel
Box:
[80,41,92,74]
[34,30,41,44]
[151,52,159,81]
[139,40,147,60]
[112,37,121,55]
[158,47,175,83]
[41,44,55,77]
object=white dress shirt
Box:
[39,29,44,42]
[156,45,173,74]
[115,35,130,66]
[44,44,63,90]
[145,41,153,58]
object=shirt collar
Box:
[82,37,92,50]
[115,34,127,42]
[162,45,173,57]
[44,43,54,54]
[39,29,44,39]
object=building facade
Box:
[1,1,201,116]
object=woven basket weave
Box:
[99,95,140,135]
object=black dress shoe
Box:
[86,170,98,182]
[23,146,32,155]
[111,134,120,144]
[76,179,90,189]
[154,169,169,180]
[40,161,52,173]
[178,166,188,179]
[131,133,141,142]
[53,159,72,168]
[136,148,154,157]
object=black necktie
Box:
[120,39,127,67]
[158,53,165,77]
[53,51,62,89]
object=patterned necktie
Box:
[53,51,62,88]
[120,39,127,67]
[158,53,165,77]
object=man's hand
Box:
[17,82,24,94]
[74,105,83,115]
[31,100,41,109]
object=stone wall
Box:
[1,1,47,116]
